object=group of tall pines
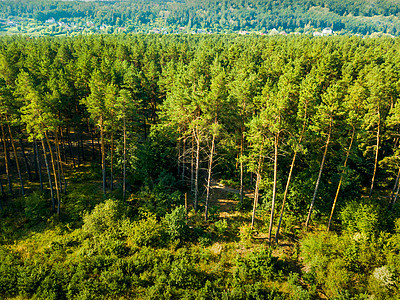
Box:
[0,33,400,298]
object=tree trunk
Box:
[275,116,306,244]
[369,117,380,197]
[110,131,114,191]
[191,133,194,194]
[194,126,200,212]
[392,178,400,210]
[305,119,332,228]
[76,131,81,166]
[7,122,24,196]
[182,136,186,184]
[0,179,3,210]
[60,127,67,164]
[1,124,12,194]
[240,129,244,203]
[390,167,400,206]
[204,128,216,221]
[178,130,181,179]
[123,115,126,201]
[100,117,106,195]
[327,127,355,231]
[55,131,67,194]
[268,133,279,244]
[19,138,32,181]
[34,138,43,191]
[80,132,85,161]
[45,132,60,214]
[251,144,263,229]
[41,138,55,212]
[67,128,76,168]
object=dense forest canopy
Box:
[0,34,400,298]
[1,0,400,35]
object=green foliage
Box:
[340,201,379,239]
[126,212,164,248]
[287,272,312,300]
[24,192,51,224]
[233,246,278,283]
[0,247,20,297]
[82,199,124,237]
[212,219,228,236]
[164,205,188,240]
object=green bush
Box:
[340,201,379,239]
[24,192,52,224]
[82,199,124,236]
[0,248,20,297]
[165,206,188,240]
[126,212,164,248]
[233,246,277,283]
[212,219,228,236]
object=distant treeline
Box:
[1,0,400,34]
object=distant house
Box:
[269,28,279,35]
[322,28,333,35]
[313,31,323,37]
[45,18,55,24]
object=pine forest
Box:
[0,33,400,299]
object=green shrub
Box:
[24,192,51,224]
[82,199,124,236]
[0,248,20,297]
[165,206,188,240]
[233,246,277,283]
[126,212,164,248]
[340,201,379,239]
[229,282,282,299]
[287,272,312,300]
[212,219,228,236]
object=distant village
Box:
[0,16,396,38]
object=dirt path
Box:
[209,180,253,218]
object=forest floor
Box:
[209,179,298,255]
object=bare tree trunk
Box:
[205,127,216,221]
[110,131,114,191]
[178,130,181,179]
[123,115,126,201]
[240,129,244,203]
[392,178,400,210]
[191,133,194,194]
[41,138,55,212]
[100,117,106,195]
[34,138,43,191]
[76,131,81,166]
[268,133,279,244]
[305,120,332,228]
[8,122,24,196]
[369,117,380,197]
[1,124,12,194]
[55,131,67,194]
[67,128,76,168]
[19,138,32,181]
[251,144,263,229]
[45,132,60,214]
[80,132,85,161]
[390,167,400,207]
[0,179,3,210]
[194,126,200,212]
[182,136,186,184]
[275,117,306,244]
[60,127,67,164]
[87,118,95,161]
[327,127,355,231]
